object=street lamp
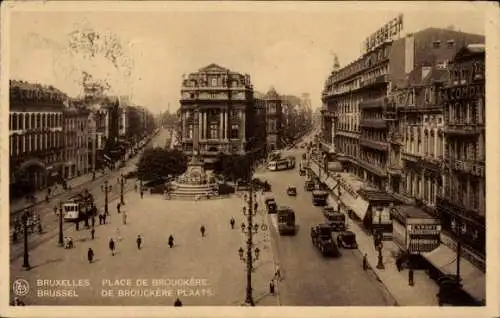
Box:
[451,218,466,284]
[101,180,112,215]
[58,203,64,247]
[120,173,125,205]
[22,209,31,270]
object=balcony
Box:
[449,158,473,174]
[401,151,420,163]
[436,196,485,227]
[359,74,389,89]
[359,138,389,152]
[359,118,386,129]
[359,96,386,109]
[444,123,483,135]
[356,159,387,177]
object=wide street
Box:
[254,146,395,306]
[10,194,277,306]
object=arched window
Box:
[25,114,30,130]
[423,130,428,155]
[31,114,35,129]
[437,131,443,158]
[36,113,41,129]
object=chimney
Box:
[422,66,432,80]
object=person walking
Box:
[168,235,174,248]
[140,190,144,199]
[116,202,121,214]
[87,248,94,263]
[230,217,235,229]
[275,264,281,280]
[54,206,58,215]
[91,227,95,240]
[409,269,414,286]
[103,213,107,224]
[363,253,368,271]
[269,279,275,295]
[173,298,183,306]
[99,214,103,225]
[200,225,206,237]
[122,212,127,225]
[136,235,142,250]
[109,238,116,256]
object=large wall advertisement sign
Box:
[363,14,404,53]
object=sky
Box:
[7,2,488,115]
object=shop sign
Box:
[406,224,441,253]
[337,178,359,199]
[364,14,403,53]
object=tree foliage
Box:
[137,148,188,181]
[213,153,252,182]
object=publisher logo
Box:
[13,279,30,296]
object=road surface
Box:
[254,148,394,306]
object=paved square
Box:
[10,193,277,306]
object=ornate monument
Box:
[168,108,218,199]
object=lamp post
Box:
[451,218,466,284]
[376,241,385,269]
[58,203,64,247]
[101,180,112,215]
[22,209,31,270]
[120,173,125,205]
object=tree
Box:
[136,148,188,181]
[213,154,252,182]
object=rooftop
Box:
[391,204,436,219]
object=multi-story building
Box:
[179,63,264,163]
[264,87,283,151]
[388,65,448,209]
[253,91,268,158]
[62,105,91,179]
[322,19,484,192]
[437,44,485,263]
[9,80,66,198]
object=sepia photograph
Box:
[1,1,498,317]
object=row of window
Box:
[444,175,483,212]
[359,149,387,169]
[403,130,444,158]
[446,99,485,125]
[361,130,387,143]
[403,170,441,206]
[447,139,484,162]
[184,124,240,140]
[449,60,484,84]
[10,112,63,131]
[338,115,360,132]
[10,132,63,156]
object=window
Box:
[209,123,218,139]
[211,78,217,87]
[447,40,454,48]
[432,41,441,49]
[230,124,239,139]
[188,125,193,139]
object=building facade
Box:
[437,44,485,263]
[9,80,66,197]
[321,25,484,192]
[179,63,261,163]
[264,87,283,151]
[62,106,91,179]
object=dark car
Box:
[304,180,315,191]
[336,231,358,249]
[265,197,277,214]
[286,186,297,196]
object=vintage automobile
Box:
[336,231,358,249]
[311,224,340,257]
[304,180,315,191]
[312,190,329,206]
[252,178,271,192]
[286,186,297,196]
[322,206,346,231]
[265,197,277,214]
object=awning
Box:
[422,245,485,302]
[341,191,369,221]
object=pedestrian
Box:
[168,235,174,248]
[99,214,103,225]
[363,253,368,271]
[140,190,144,199]
[54,206,58,215]
[103,213,107,224]
[109,238,116,256]
[122,212,127,225]
[173,298,183,306]
[409,269,414,286]
[396,257,402,272]
[87,248,94,263]
[241,222,246,233]
[116,227,122,241]
[134,184,137,192]
[117,202,121,214]
[91,227,95,240]
[200,225,206,237]
[91,215,95,228]
[75,221,80,231]
[269,280,275,295]
[275,265,281,280]
[230,217,235,229]
[136,235,142,250]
